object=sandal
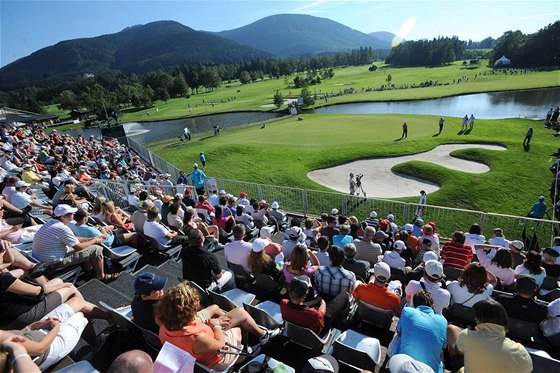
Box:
[101,272,121,283]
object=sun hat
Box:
[259,226,274,239]
[288,226,303,240]
[252,238,267,253]
[134,272,167,295]
[389,354,433,373]
[425,260,444,280]
[373,262,391,282]
[53,204,78,217]
[271,202,279,209]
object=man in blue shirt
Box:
[393,290,447,373]
[528,196,547,219]
[190,163,206,196]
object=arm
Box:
[13,319,61,356]
[0,337,41,373]
[307,249,320,266]
[192,320,226,355]
[73,236,103,251]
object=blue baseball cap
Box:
[134,272,167,295]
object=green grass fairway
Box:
[46,61,560,125]
[147,113,554,217]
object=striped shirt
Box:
[32,219,79,261]
[316,265,356,297]
[440,241,473,269]
[353,238,382,265]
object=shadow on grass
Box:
[524,143,531,152]
[394,137,406,142]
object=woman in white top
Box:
[513,250,547,288]
[464,223,486,253]
[447,262,495,307]
[476,246,515,286]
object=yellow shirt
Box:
[456,323,532,372]
[22,170,41,184]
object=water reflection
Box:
[314,87,560,119]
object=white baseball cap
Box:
[393,240,406,250]
[15,180,30,188]
[387,214,395,221]
[373,262,391,282]
[54,204,77,217]
[271,201,279,209]
[425,260,444,280]
[370,211,378,218]
[260,226,274,239]
[330,208,339,215]
[423,251,438,263]
[252,238,267,253]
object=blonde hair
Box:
[92,196,106,214]
[64,183,75,193]
[248,250,273,273]
[155,283,200,331]
[102,201,116,215]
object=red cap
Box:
[240,192,247,197]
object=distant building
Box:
[70,108,90,121]
[494,55,511,67]
[0,107,59,128]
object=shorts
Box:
[209,328,242,371]
[113,233,126,247]
[195,309,212,324]
[61,245,103,267]
[39,303,89,369]
[4,292,62,330]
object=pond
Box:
[312,87,560,119]
[67,111,282,144]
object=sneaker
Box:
[259,330,271,346]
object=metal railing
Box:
[119,138,560,247]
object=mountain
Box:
[0,21,270,85]
[215,14,390,57]
[369,31,399,45]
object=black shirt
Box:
[131,296,158,333]
[496,294,547,324]
[0,273,39,328]
[181,245,222,289]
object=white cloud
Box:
[519,12,559,20]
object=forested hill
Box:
[215,14,390,57]
[0,21,270,85]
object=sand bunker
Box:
[307,144,506,198]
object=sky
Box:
[1,0,558,67]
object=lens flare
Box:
[392,16,417,48]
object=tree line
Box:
[0,46,379,117]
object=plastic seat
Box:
[541,276,559,291]
[253,272,282,301]
[227,262,255,291]
[209,288,256,310]
[446,303,476,328]
[243,302,283,331]
[443,266,464,281]
[144,234,182,260]
[99,301,136,330]
[103,244,140,273]
[356,302,394,330]
[507,317,540,343]
[284,321,337,354]
[528,349,560,373]
[331,329,381,371]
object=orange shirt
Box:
[352,282,402,317]
[159,322,222,368]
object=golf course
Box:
[47,60,559,218]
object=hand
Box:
[218,316,231,329]
[0,338,28,356]
[29,317,60,330]
[10,225,21,232]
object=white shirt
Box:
[541,299,560,337]
[11,191,31,209]
[383,250,406,271]
[465,233,486,253]
[224,240,252,271]
[143,220,171,246]
[489,236,509,248]
[552,246,560,265]
[447,281,493,307]
[406,278,451,314]
[127,195,140,207]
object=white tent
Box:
[494,55,511,67]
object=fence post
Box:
[302,189,308,216]
[341,194,348,216]
[257,184,263,202]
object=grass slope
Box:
[148,113,553,217]
[46,60,560,125]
